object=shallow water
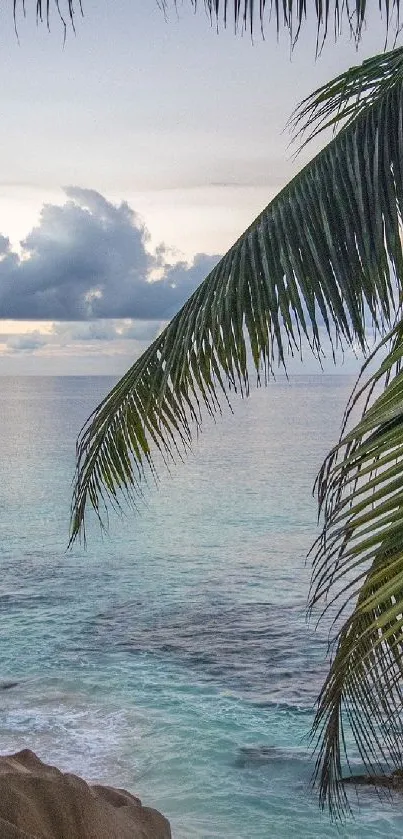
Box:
[1,375,402,838]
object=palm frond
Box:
[292,47,403,148]
[70,63,403,543]
[15,1,403,46]
[14,0,82,33]
[311,322,403,815]
[170,1,402,47]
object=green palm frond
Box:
[70,53,403,543]
[293,47,403,148]
[311,322,403,815]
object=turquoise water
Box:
[1,375,403,838]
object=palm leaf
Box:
[14,1,403,46]
[310,322,403,815]
[292,47,403,148]
[167,1,402,47]
[70,51,403,543]
[14,0,81,33]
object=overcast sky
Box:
[0,1,398,374]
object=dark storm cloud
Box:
[0,187,220,321]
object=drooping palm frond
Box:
[70,51,403,543]
[14,0,82,33]
[13,0,403,46]
[171,0,402,47]
[310,322,403,815]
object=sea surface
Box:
[0,374,402,838]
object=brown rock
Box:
[0,749,171,839]
[342,769,403,790]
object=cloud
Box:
[0,187,220,321]
[3,318,164,353]
[51,319,163,345]
[6,330,47,352]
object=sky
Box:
[0,0,400,374]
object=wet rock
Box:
[0,749,171,838]
[236,745,308,768]
[236,746,278,767]
[342,769,403,790]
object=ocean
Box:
[1,374,402,838]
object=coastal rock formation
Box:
[0,749,171,839]
[342,769,403,790]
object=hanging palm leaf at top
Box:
[69,46,403,814]
[12,0,403,47]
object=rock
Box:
[235,745,308,768]
[0,749,171,839]
[236,746,280,767]
[342,769,403,790]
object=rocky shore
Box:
[0,749,171,838]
